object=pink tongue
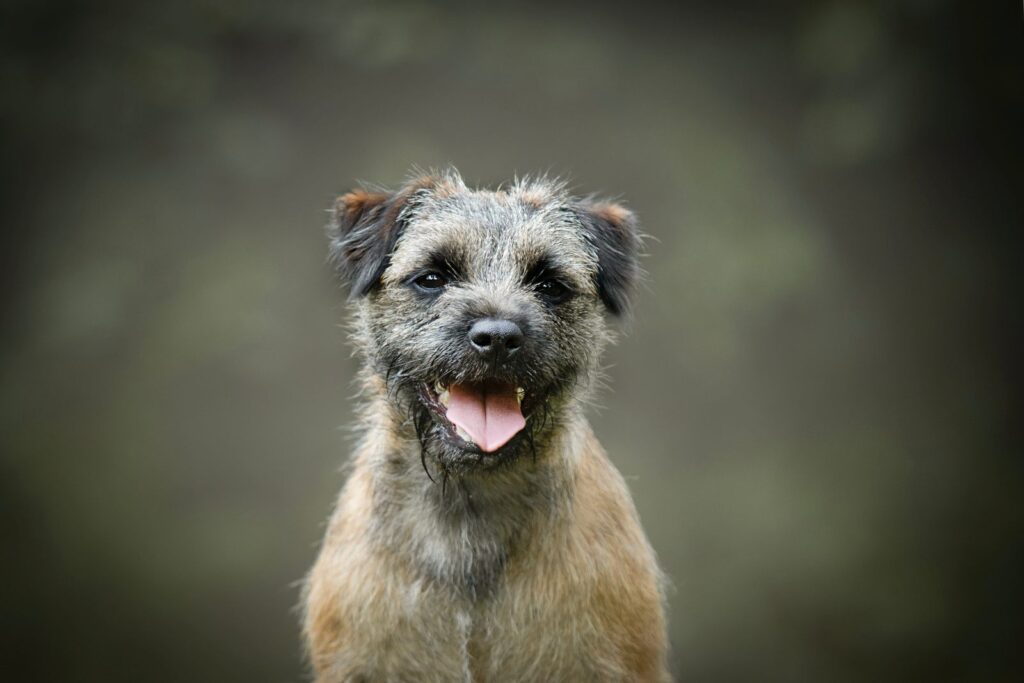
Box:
[446,383,526,452]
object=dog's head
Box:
[329,170,639,472]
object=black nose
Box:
[468,318,524,360]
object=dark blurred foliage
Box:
[0,1,1020,681]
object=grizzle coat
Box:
[303,170,668,682]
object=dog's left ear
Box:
[575,200,641,316]
[328,177,435,298]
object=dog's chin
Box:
[414,379,547,471]
[427,428,528,471]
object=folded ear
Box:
[327,177,435,298]
[575,200,641,316]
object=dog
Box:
[302,169,669,681]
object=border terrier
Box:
[303,169,669,681]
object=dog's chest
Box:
[378,469,556,597]
[363,490,601,679]
[386,553,608,682]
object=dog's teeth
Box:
[516,387,525,405]
[455,426,472,442]
[438,389,450,407]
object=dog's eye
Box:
[535,279,570,303]
[413,272,448,291]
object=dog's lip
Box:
[430,380,525,410]
[420,380,534,453]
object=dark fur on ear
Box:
[574,200,640,316]
[328,177,436,298]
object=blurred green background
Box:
[1,1,1020,681]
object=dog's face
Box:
[329,171,638,472]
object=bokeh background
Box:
[1,1,1020,681]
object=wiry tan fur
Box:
[303,170,669,682]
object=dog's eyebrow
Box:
[421,246,465,279]
[523,254,567,284]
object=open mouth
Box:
[421,380,528,453]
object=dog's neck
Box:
[354,378,589,598]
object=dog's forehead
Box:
[388,190,595,278]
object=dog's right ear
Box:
[327,178,433,298]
